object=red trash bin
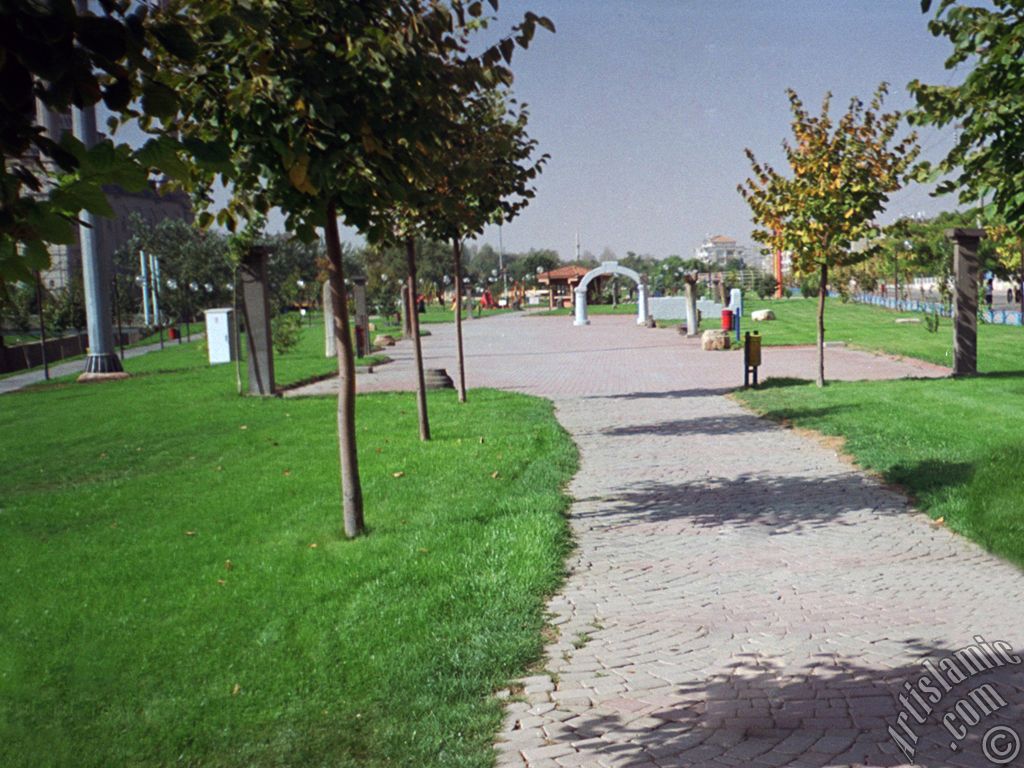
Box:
[721,309,734,331]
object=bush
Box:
[271,312,302,355]
[799,273,820,299]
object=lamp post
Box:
[166,278,180,343]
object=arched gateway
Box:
[573,262,649,326]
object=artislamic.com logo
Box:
[889,636,1021,765]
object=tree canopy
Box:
[740,85,919,386]
[911,1,1024,234]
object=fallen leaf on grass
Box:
[932,516,945,527]
[239,425,248,431]
[231,683,241,696]
[491,471,500,479]
[309,543,318,549]
[283,469,291,477]
[184,530,196,537]
[217,579,226,586]
[418,547,429,554]
[479,437,485,444]
[224,560,234,571]
[392,471,405,478]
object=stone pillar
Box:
[637,280,649,325]
[946,228,985,377]
[323,281,336,358]
[573,287,589,325]
[240,246,275,395]
[73,86,123,379]
[685,282,698,336]
[353,276,370,358]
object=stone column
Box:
[637,280,649,326]
[323,281,336,358]
[685,281,698,336]
[573,287,589,325]
[240,246,275,395]
[946,228,985,377]
[352,276,370,358]
[73,80,123,379]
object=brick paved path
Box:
[292,313,1024,767]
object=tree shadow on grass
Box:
[887,460,975,500]
[510,638,1024,767]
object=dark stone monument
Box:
[946,228,985,377]
[240,246,275,395]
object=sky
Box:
[449,0,964,263]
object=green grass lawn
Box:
[733,297,1024,569]
[735,374,1024,568]
[1,332,576,767]
[742,296,1024,372]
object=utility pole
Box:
[73,1,124,379]
[575,230,581,262]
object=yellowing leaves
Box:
[285,154,318,195]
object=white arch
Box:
[573,262,649,326]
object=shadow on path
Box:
[530,639,1024,767]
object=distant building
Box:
[41,184,192,292]
[694,235,756,267]
[31,102,193,291]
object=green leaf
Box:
[535,15,556,33]
[102,77,133,112]
[181,137,233,172]
[77,17,128,62]
[141,78,178,119]
[53,180,115,218]
[23,239,52,272]
[136,137,189,181]
[25,206,76,245]
[152,22,199,62]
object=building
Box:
[41,184,192,292]
[694,235,756,267]
[31,102,192,291]
[537,265,592,308]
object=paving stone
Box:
[292,315,1024,768]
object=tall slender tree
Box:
[418,89,548,402]
[739,85,919,386]
[152,0,551,536]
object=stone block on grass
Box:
[701,329,731,351]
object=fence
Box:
[0,328,145,374]
[847,292,1024,327]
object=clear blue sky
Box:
[457,0,961,262]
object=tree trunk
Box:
[816,263,828,388]
[405,236,431,441]
[452,237,467,403]
[402,280,413,339]
[325,202,365,538]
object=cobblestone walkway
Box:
[292,313,1024,767]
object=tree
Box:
[911,2,1024,234]
[155,0,550,536]
[739,85,919,386]
[415,87,548,402]
[0,1,199,285]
